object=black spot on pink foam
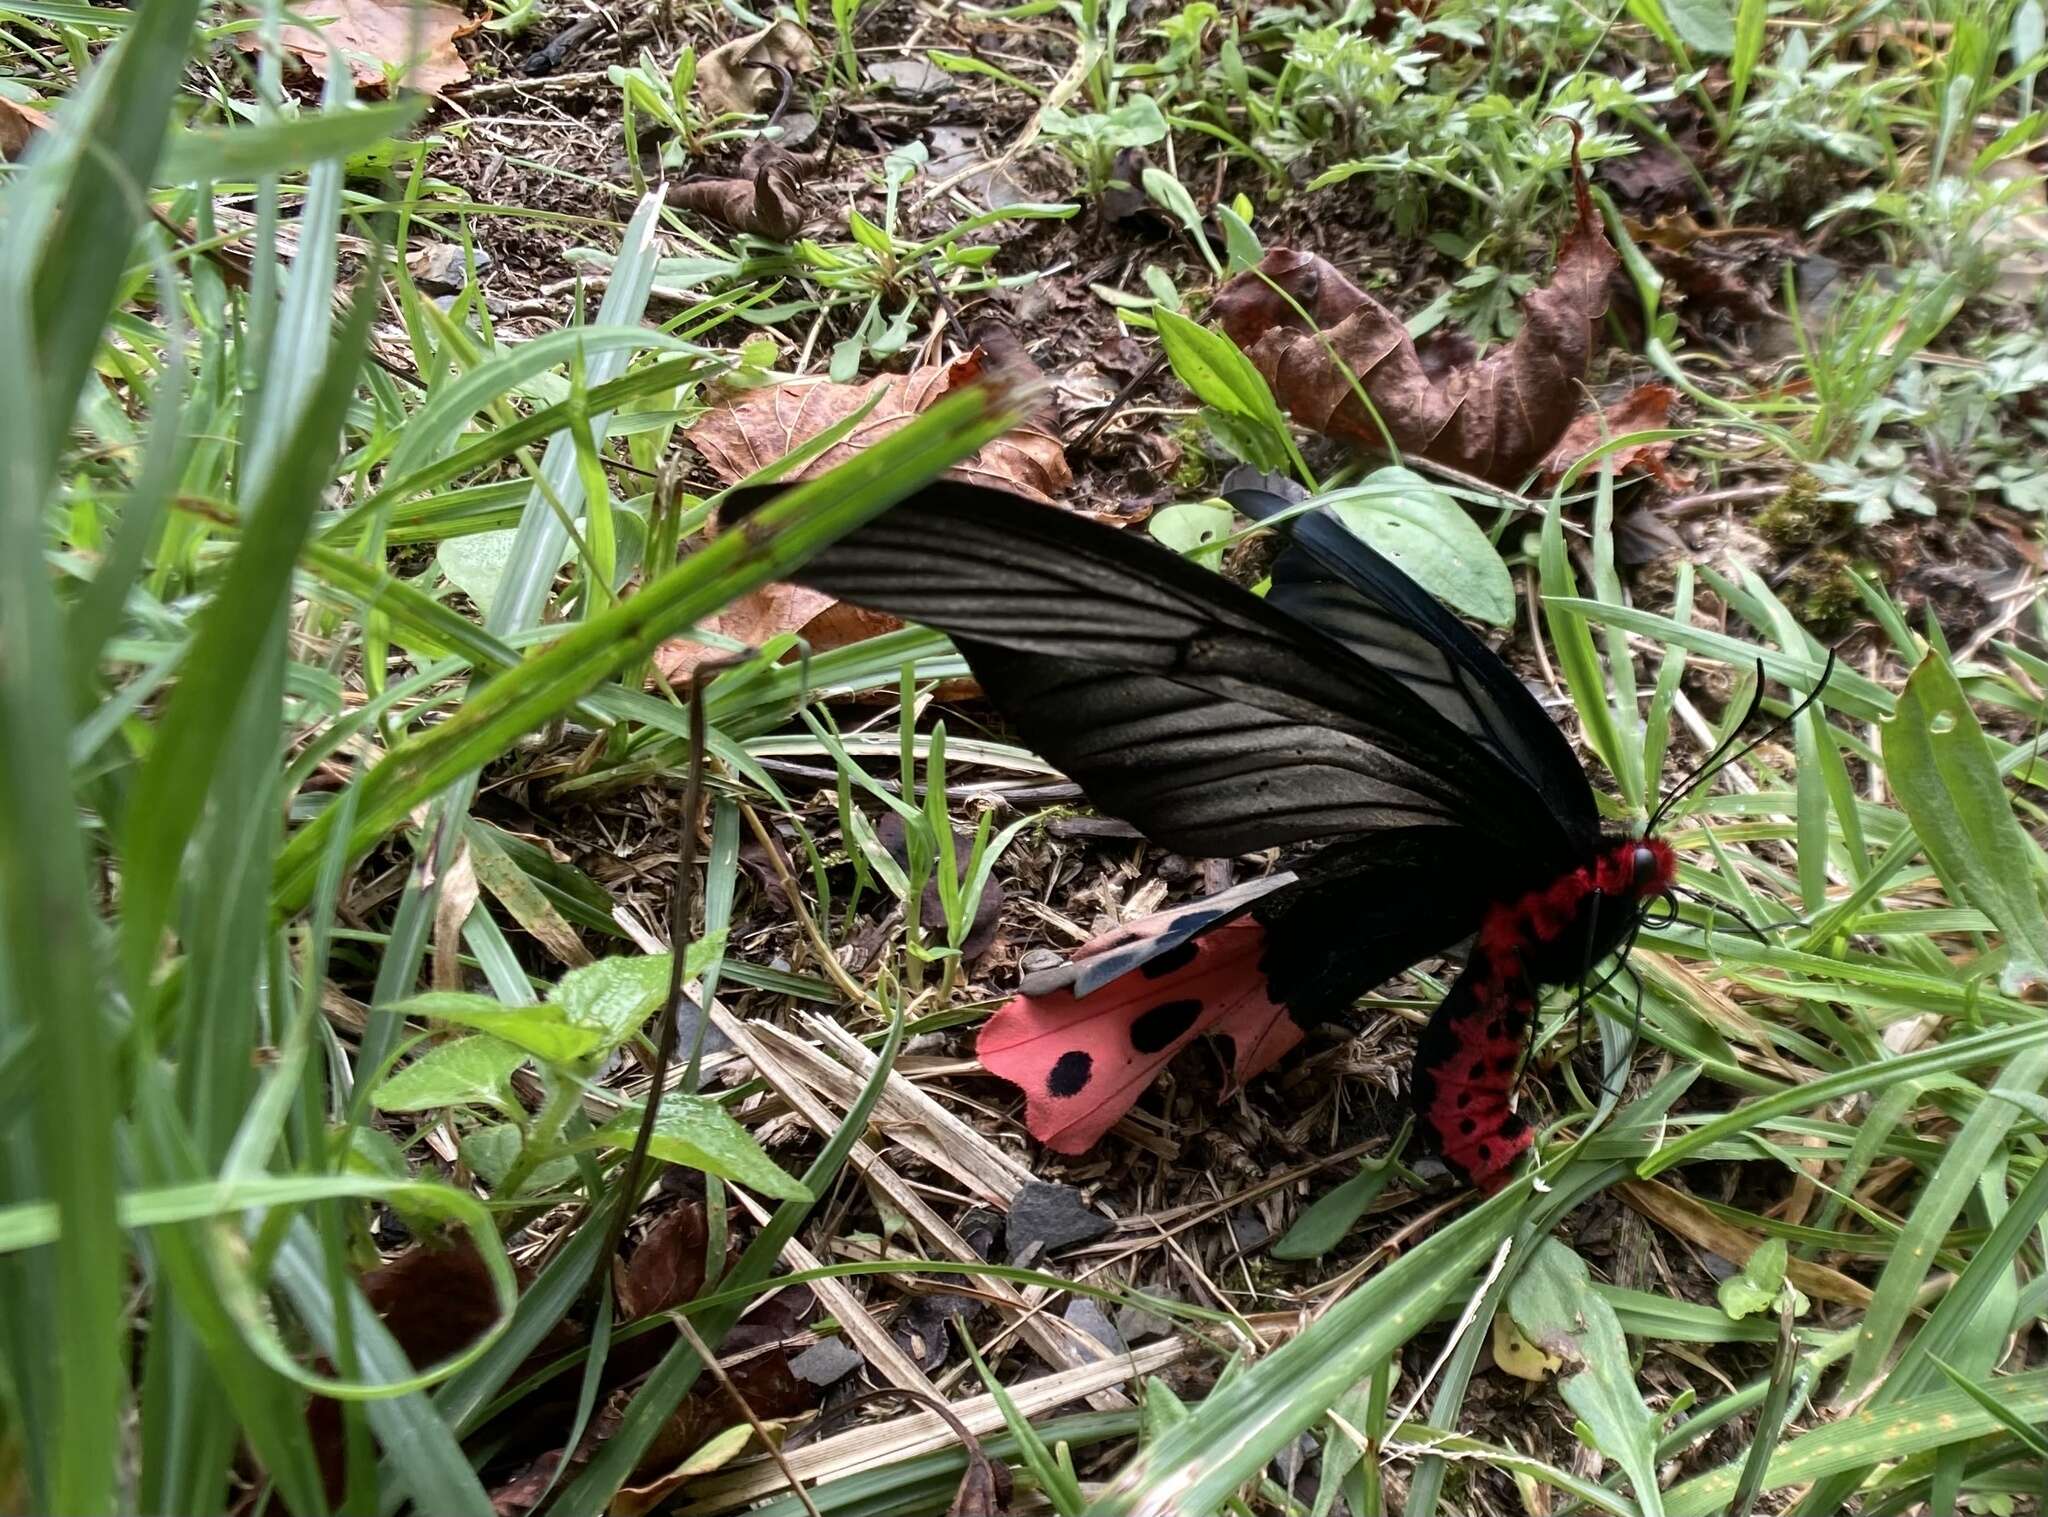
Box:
[1141,941,1201,979]
[1047,1050,1093,1098]
[1130,998,1202,1054]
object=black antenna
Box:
[1647,648,1839,835]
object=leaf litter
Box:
[1211,142,1618,485]
[243,0,475,96]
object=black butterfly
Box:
[726,479,1680,1185]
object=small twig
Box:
[671,1312,826,1517]
[589,658,731,1301]
[449,67,614,100]
[523,14,605,75]
[1063,351,1168,454]
[736,798,882,1011]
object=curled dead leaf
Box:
[685,346,1071,503]
[1538,382,1695,490]
[240,0,474,97]
[668,145,806,240]
[1616,1178,1872,1306]
[699,20,818,118]
[1212,162,1618,486]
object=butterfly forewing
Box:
[725,480,1584,872]
[1229,487,1604,852]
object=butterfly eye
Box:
[1632,844,1659,886]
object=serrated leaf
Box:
[551,935,727,1056]
[395,990,609,1065]
[588,1092,811,1200]
[1323,467,1515,625]
[1881,654,2048,995]
[1509,1239,1666,1515]
[373,1036,528,1114]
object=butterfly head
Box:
[1605,835,1678,904]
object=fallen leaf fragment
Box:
[698,19,818,117]
[667,145,806,240]
[0,96,52,160]
[1538,382,1694,489]
[241,0,473,97]
[1212,156,1618,485]
[1491,1308,1563,1381]
[685,345,1071,503]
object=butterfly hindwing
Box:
[978,917,1301,1153]
[1018,872,1299,999]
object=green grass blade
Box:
[1084,1181,1531,1515]
[273,383,1028,911]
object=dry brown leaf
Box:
[616,1198,716,1321]
[667,145,805,241]
[1538,382,1694,489]
[1211,158,1618,486]
[243,0,473,97]
[0,96,52,160]
[684,346,1072,503]
[653,581,836,683]
[698,19,818,117]
[1615,1179,1872,1307]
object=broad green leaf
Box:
[1154,308,1278,427]
[552,954,672,1054]
[1147,501,1233,554]
[1215,203,1264,272]
[1625,0,1733,54]
[1716,1236,1796,1319]
[372,1036,529,1114]
[1881,653,2048,995]
[1666,0,1734,52]
[1509,1240,1666,1516]
[553,936,728,1056]
[1271,1150,1399,1259]
[1324,468,1514,625]
[458,1123,524,1188]
[437,528,523,619]
[392,991,607,1065]
[1042,94,1167,149]
[587,1093,811,1201]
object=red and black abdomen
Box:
[1410,947,1536,1191]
